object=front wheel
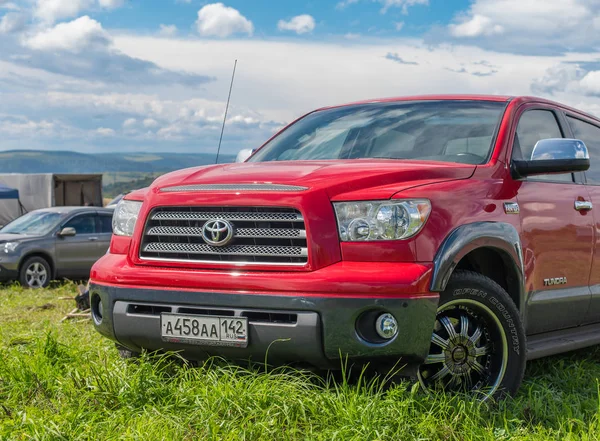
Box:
[19,256,51,289]
[417,270,526,401]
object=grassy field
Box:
[2,284,600,440]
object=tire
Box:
[417,270,526,401]
[19,256,51,289]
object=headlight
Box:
[112,200,143,237]
[333,200,431,241]
[3,242,19,253]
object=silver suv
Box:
[0,207,114,288]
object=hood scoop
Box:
[160,183,309,192]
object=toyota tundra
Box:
[90,95,600,400]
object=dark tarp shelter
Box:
[0,183,19,200]
[0,182,22,227]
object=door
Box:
[566,115,600,324]
[95,212,113,255]
[512,108,594,335]
[55,213,103,277]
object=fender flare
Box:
[19,250,57,279]
[430,222,524,302]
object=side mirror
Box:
[235,148,255,163]
[512,138,590,179]
[58,227,77,237]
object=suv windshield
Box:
[249,100,506,165]
[0,211,62,235]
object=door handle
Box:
[88,237,99,241]
[575,200,593,211]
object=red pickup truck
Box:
[91,95,600,400]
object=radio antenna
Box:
[215,59,237,164]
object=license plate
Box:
[161,313,248,348]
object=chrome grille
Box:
[151,211,302,222]
[140,206,308,265]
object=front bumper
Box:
[90,255,439,369]
[0,257,19,282]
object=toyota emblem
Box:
[202,219,234,246]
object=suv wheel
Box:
[19,256,51,289]
[417,270,526,401]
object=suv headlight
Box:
[333,200,431,241]
[112,200,143,237]
[3,242,19,253]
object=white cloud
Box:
[532,62,600,98]
[0,2,20,11]
[336,0,426,13]
[0,118,54,135]
[159,24,177,37]
[336,0,359,9]
[24,16,111,52]
[33,0,125,24]
[379,0,428,14]
[143,118,158,128]
[580,71,600,96]
[96,127,115,136]
[7,29,600,154]
[448,0,600,52]
[98,0,124,8]
[195,3,253,38]
[449,14,504,37]
[277,15,315,35]
[122,117,137,128]
[112,34,583,124]
[34,0,94,24]
[0,12,25,34]
[0,115,80,140]
[394,21,404,31]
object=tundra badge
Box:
[503,202,520,214]
[544,277,567,286]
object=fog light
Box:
[91,294,103,326]
[375,313,398,339]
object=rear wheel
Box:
[19,256,51,289]
[418,270,526,401]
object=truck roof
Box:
[317,94,600,124]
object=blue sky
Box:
[99,0,470,38]
[1,0,600,155]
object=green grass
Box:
[2,284,600,440]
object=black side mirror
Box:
[58,227,77,237]
[512,138,590,179]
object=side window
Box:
[567,116,600,185]
[514,110,572,182]
[63,214,96,235]
[97,214,113,234]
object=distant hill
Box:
[0,150,236,174]
[103,175,160,198]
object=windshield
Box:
[249,100,506,165]
[0,211,62,235]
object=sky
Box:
[1,0,600,156]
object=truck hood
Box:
[154,160,476,200]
